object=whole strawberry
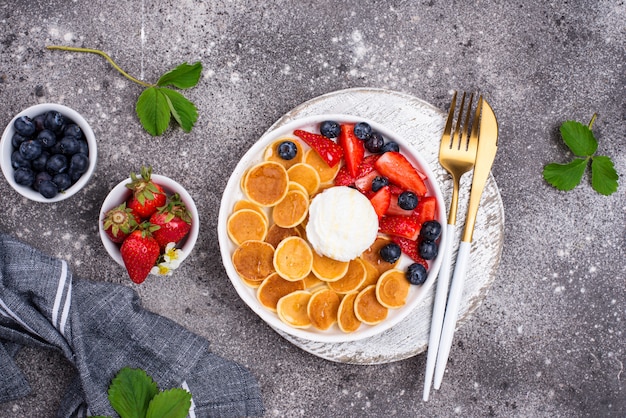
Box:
[120,226,161,284]
[102,202,139,243]
[126,166,167,219]
[150,193,192,249]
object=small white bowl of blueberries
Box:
[1,103,97,202]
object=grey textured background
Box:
[1,0,624,416]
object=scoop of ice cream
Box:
[306,186,379,262]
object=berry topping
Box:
[397,191,418,210]
[379,214,422,240]
[277,140,298,160]
[353,122,372,140]
[406,263,428,285]
[338,123,365,177]
[374,151,428,196]
[293,129,344,167]
[381,141,400,153]
[369,185,391,219]
[364,132,385,153]
[420,220,442,241]
[418,239,438,260]
[320,120,341,138]
[379,242,402,263]
[371,176,389,192]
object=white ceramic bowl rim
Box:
[1,103,97,202]
[98,174,200,269]
[218,113,447,343]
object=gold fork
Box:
[423,91,482,402]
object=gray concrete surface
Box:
[1,0,625,416]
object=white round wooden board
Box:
[264,88,504,364]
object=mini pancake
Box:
[327,258,367,294]
[276,290,312,328]
[264,224,300,249]
[288,181,309,195]
[361,237,400,276]
[287,163,321,196]
[273,236,313,281]
[227,209,268,245]
[232,240,275,283]
[233,200,268,224]
[272,189,309,228]
[257,273,305,312]
[354,285,388,325]
[264,138,304,169]
[304,149,341,184]
[358,256,381,290]
[376,269,410,309]
[307,288,340,331]
[311,251,350,282]
[243,161,289,207]
[302,271,324,289]
[337,291,361,333]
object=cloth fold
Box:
[0,232,264,417]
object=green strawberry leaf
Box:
[157,62,203,89]
[108,367,159,418]
[160,88,198,133]
[591,155,619,195]
[146,388,192,418]
[543,158,587,191]
[136,87,171,136]
[560,120,597,157]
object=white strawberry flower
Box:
[150,243,184,276]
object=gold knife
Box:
[433,98,499,389]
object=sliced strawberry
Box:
[354,169,381,193]
[386,193,415,217]
[334,165,355,187]
[415,196,437,225]
[357,154,380,176]
[294,129,344,167]
[368,186,391,219]
[390,236,428,266]
[374,151,428,196]
[379,214,422,240]
[338,123,364,177]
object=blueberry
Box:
[46,154,68,174]
[31,151,50,172]
[418,240,438,260]
[14,116,36,136]
[380,242,402,263]
[53,173,72,191]
[59,136,80,155]
[382,141,400,153]
[69,153,89,174]
[32,113,46,131]
[19,139,43,160]
[353,122,372,140]
[406,263,428,285]
[77,139,89,155]
[33,172,52,191]
[277,141,298,160]
[371,176,389,192]
[398,191,418,210]
[37,129,57,148]
[14,167,35,186]
[420,220,442,241]
[38,180,59,198]
[69,168,83,182]
[11,132,29,148]
[364,132,384,153]
[64,123,83,139]
[44,111,65,133]
[320,120,340,138]
[11,150,31,169]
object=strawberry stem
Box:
[46,45,155,88]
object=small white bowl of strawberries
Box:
[99,166,199,284]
